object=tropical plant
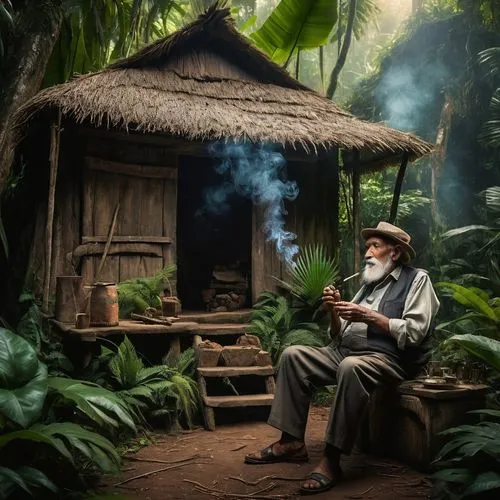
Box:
[117,264,176,318]
[15,293,73,375]
[250,0,339,67]
[0,327,125,499]
[442,187,500,260]
[47,377,137,431]
[99,337,199,428]
[432,334,500,500]
[436,282,500,339]
[0,1,191,196]
[250,292,327,365]
[275,244,339,311]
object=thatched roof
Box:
[15,4,432,161]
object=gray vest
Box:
[355,266,432,376]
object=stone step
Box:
[204,394,274,408]
[198,366,274,377]
[179,310,252,324]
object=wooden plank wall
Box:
[251,153,339,302]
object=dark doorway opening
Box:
[177,155,252,311]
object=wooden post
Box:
[43,113,62,313]
[352,156,361,283]
[389,153,410,224]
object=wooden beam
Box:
[85,157,177,179]
[43,113,61,313]
[389,153,410,224]
[72,243,163,258]
[82,236,172,244]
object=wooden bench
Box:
[50,318,249,371]
[360,381,489,471]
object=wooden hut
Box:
[13,6,431,313]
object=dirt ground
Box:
[105,407,432,499]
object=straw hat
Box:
[361,221,416,262]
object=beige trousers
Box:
[267,345,407,454]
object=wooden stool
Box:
[197,366,275,431]
[364,382,489,471]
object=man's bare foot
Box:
[301,456,342,493]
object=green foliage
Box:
[444,334,500,371]
[436,283,500,338]
[274,244,339,310]
[0,328,124,499]
[16,296,73,375]
[433,416,500,500]
[0,327,48,428]
[354,172,430,228]
[250,292,327,365]
[48,377,137,431]
[117,264,176,318]
[433,335,500,499]
[250,0,338,66]
[0,466,57,499]
[102,337,199,428]
[442,187,500,257]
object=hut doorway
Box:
[177,155,252,312]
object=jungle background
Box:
[1,1,500,499]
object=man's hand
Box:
[332,301,372,323]
[322,286,341,311]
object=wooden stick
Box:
[94,202,119,283]
[42,112,61,312]
[113,461,199,486]
[185,479,290,499]
[124,453,201,465]
[389,152,409,224]
[229,444,247,452]
[227,475,306,486]
[347,485,374,498]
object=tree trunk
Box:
[327,0,357,99]
[0,6,63,194]
[431,93,453,229]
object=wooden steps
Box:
[197,363,275,431]
[204,394,274,408]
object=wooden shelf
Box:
[204,394,274,408]
[198,366,274,377]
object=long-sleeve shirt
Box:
[335,266,440,352]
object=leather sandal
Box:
[299,470,342,495]
[244,442,309,464]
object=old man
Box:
[245,222,439,495]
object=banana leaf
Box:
[436,282,497,321]
[250,0,338,65]
[444,334,500,372]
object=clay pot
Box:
[55,276,85,324]
[90,282,119,327]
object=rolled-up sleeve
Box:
[388,272,440,350]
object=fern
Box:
[117,265,176,318]
[250,292,327,365]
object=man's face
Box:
[362,237,398,284]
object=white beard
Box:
[362,256,395,284]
